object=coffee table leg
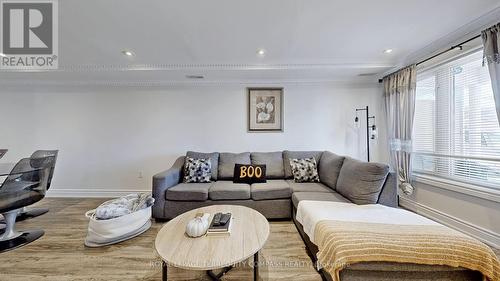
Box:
[207,266,233,281]
[162,261,167,281]
[254,251,259,281]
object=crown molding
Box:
[0,62,393,73]
[0,62,387,86]
[0,78,381,88]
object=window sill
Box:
[412,174,500,204]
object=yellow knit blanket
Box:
[314,220,500,281]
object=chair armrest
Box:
[152,156,185,201]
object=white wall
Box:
[0,82,387,197]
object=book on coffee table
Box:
[206,213,232,236]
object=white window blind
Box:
[413,49,500,189]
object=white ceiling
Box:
[2,0,500,85]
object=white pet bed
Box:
[84,200,152,247]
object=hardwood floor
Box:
[1,198,499,281]
[0,198,321,281]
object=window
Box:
[413,50,500,189]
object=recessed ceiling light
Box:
[0,53,6,57]
[122,50,135,57]
[383,49,393,54]
[256,48,266,57]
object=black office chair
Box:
[0,156,54,253]
[0,149,7,160]
[30,150,58,190]
[0,149,9,232]
[16,150,58,221]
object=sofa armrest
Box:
[377,172,398,208]
[152,156,185,218]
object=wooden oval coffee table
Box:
[155,205,270,281]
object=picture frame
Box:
[247,87,284,132]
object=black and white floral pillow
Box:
[183,157,212,183]
[289,157,320,182]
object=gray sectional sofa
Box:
[152,150,398,220]
[152,151,482,281]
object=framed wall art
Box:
[248,88,283,132]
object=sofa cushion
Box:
[289,157,320,182]
[251,180,291,200]
[286,180,332,193]
[336,157,389,204]
[209,181,251,200]
[183,157,212,183]
[292,191,350,208]
[186,151,219,181]
[166,182,213,201]
[218,152,251,179]
[319,151,345,190]
[251,152,285,179]
[233,164,266,184]
[283,151,323,179]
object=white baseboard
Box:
[46,188,150,198]
[399,196,500,249]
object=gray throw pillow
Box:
[319,151,345,190]
[183,157,212,183]
[251,152,284,179]
[283,151,323,179]
[336,157,389,204]
[289,157,320,182]
[218,152,251,179]
[186,151,219,180]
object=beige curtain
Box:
[383,65,417,195]
[482,23,500,125]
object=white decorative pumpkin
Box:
[185,213,210,238]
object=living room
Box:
[1,1,500,280]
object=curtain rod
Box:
[378,33,482,83]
